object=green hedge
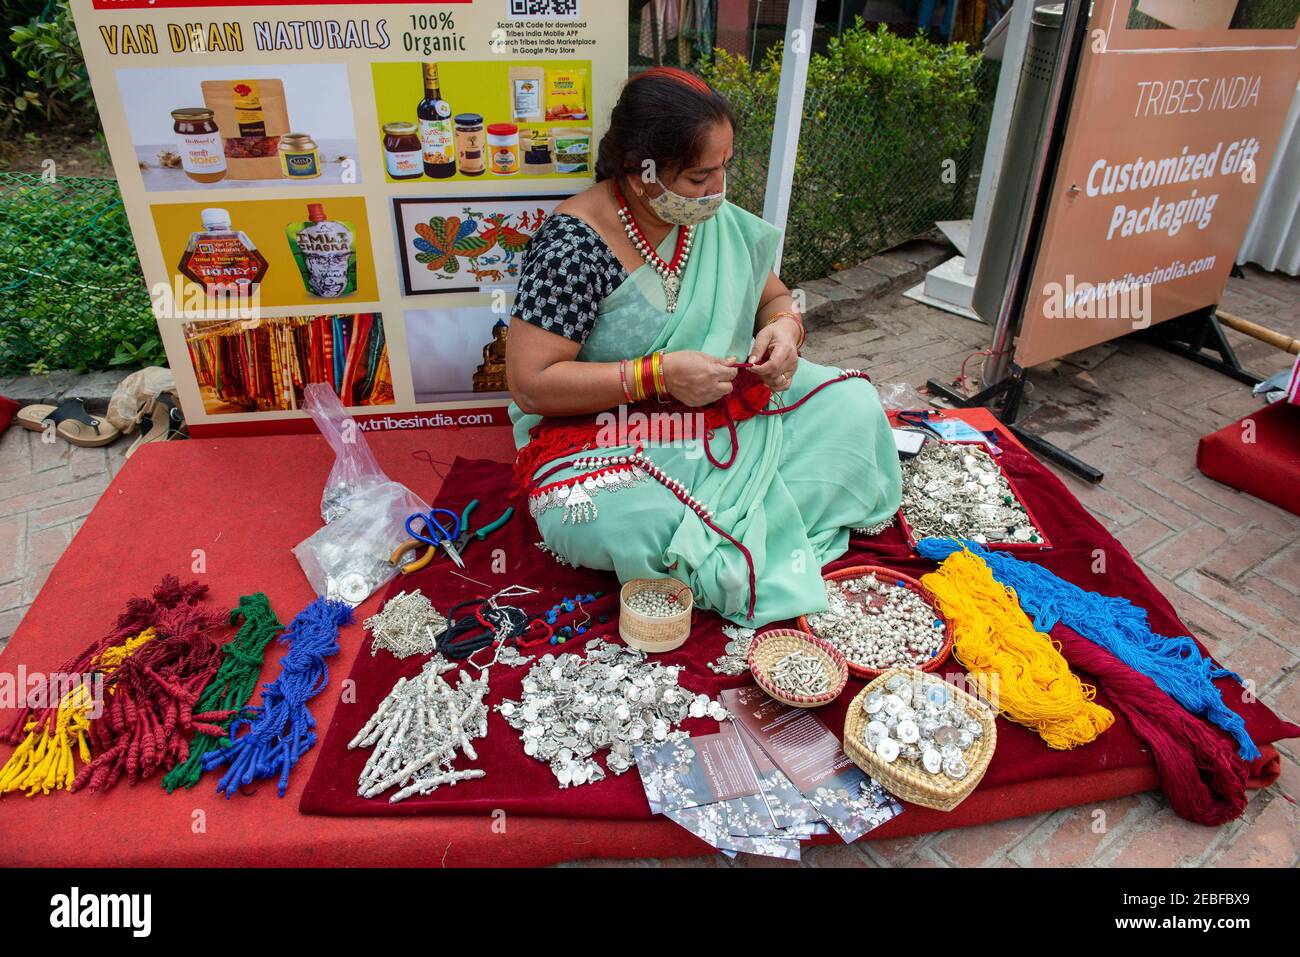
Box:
[704,22,993,283]
[0,172,160,375]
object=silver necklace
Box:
[615,193,693,313]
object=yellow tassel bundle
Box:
[921,550,1113,750]
[0,627,156,797]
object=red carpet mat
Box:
[301,445,1296,822]
[0,411,1291,867]
[1198,400,1300,516]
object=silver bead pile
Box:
[363,589,448,658]
[496,638,727,787]
[349,654,489,803]
[768,650,830,697]
[624,587,688,618]
[899,442,1042,544]
[807,573,945,671]
[860,672,989,781]
[708,624,756,675]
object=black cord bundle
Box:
[437,598,529,660]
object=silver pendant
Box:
[562,483,596,524]
[663,273,680,313]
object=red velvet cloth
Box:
[1197,400,1300,516]
[0,414,1290,866]
[300,438,1298,820]
[0,395,18,433]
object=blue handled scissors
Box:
[403,507,465,568]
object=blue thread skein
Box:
[201,596,353,797]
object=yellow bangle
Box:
[631,356,645,401]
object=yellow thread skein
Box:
[921,550,1113,750]
[0,627,157,797]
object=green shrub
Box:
[3,0,92,130]
[704,20,993,283]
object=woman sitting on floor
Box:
[507,67,901,626]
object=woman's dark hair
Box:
[595,67,736,183]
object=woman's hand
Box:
[662,351,738,407]
[749,317,800,392]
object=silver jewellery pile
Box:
[860,673,987,781]
[625,589,686,618]
[708,624,757,676]
[349,655,490,803]
[769,651,830,697]
[528,461,651,526]
[806,573,946,672]
[900,442,1042,544]
[496,638,728,786]
[363,589,448,658]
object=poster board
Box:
[68,0,627,437]
[1015,0,1300,368]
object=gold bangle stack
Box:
[627,351,667,402]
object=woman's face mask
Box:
[644,172,727,226]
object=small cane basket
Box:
[619,578,693,653]
[798,564,955,681]
[747,628,848,708]
[843,668,997,812]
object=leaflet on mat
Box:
[720,687,903,843]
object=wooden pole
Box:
[1217,310,1300,355]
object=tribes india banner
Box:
[1016,0,1300,368]
[70,0,627,437]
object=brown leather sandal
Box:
[16,397,122,448]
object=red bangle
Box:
[639,354,656,402]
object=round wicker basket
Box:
[843,668,997,812]
[798,564,954,680]
[618,578,693,653]
[747,629,848,708]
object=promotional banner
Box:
[68,0,627,436]
[1015,0,1300,368]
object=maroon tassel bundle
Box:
[1055,624,1249,826]
[72,584,231,792]
[2,577,212,747]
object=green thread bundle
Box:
[161,593,284,793]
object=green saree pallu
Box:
[510,202,902,626]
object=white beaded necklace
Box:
[614,180,693,312]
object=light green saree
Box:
[510,201,901,625]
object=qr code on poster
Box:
[508,0,580,17]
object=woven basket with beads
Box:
[747,628,848,708]
[798,564,954,680]
[619,578,693,653]
[843,668,997,812]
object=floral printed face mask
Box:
[645,172,727,226]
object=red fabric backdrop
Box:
[1197,400,1300,517]
[0,395,19,434]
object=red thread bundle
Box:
[1055,624,1249,825]
[73,587,230,792]
[2,577,210,746]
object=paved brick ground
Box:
[2,249,1297,867]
